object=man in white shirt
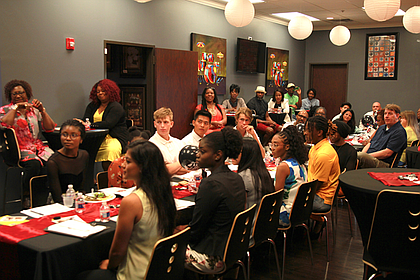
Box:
[364,102,382,118]
[149,107,186,175]
[182,110,211,147]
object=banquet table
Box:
[339,168,420,246]
[406,146,420,169]
[43,128,109,191]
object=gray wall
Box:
[305,27,420,120]
[0,0,305,126]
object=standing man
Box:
[304,116,340,238]
[357,104,407,168]
[284,83,302,119]
[182,110,211,147]
[149,107,186,175]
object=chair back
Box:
[223,204,257,269]
[126,119,133,128]
[0,127,21,167]
[96,171,108,189]
[365,189,420,275]
[390,149,403,168]
[252,189,284,246]
[411,140,419,147]
[30,175,49,208]
[289,180,320,226]
[144,227,191,280]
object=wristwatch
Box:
[10,104,17,110]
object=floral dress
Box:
[0,103,54,164]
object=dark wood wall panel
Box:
[155,48,198,139]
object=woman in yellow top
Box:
[399,110,420,164]
[81,79,129,170]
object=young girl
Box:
[185,127,246,273]
[271,125,308,226]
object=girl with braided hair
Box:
[271,125,308,225]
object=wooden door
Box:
[155,48,198,139]
[309,64,348,120]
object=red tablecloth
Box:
[0,198,122,245]
[172,185,195,199]
[368,172,420,186]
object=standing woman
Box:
[267,88,290,123]
[78,140,176,280]
[195,87,227,134]
[271,125,308,226]
[47,120,89,203]
[82,79,129,170]
[339,109,356,133]
[0,80,56,205]
[185,127,246,273]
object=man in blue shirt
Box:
[357,104,407,168]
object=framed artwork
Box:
[365,33,399,80]
[265,47,289,96]
[120,85,145,129]
[191,33,226,95]
[121,46,145,77]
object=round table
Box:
[339,168,420,246]
[406,146,420,169]
[43,128,109,191]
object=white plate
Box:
[84,193,116,203]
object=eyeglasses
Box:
[269,142,283,149]
[61,133,81,139]
[11,91,26,96]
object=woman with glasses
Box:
[0,79,56,207]
[47,120,88,203]
[195,87,227,134]
[270,125,308,226]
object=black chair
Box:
[363,189,420,280]
[144,227,190,280]
[411,139,419,147]
[249,189,284,280]
[29,175,50,208]
[0,127,24,214]
[96,171,108,189]
[186,204,257,280]
[279,180,320,280]
[126,119,133,128]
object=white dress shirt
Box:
[149,132,185,164]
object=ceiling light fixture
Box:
[134,0,152,3]
[288,16,313,40]
[403,6,420,34]
[273,12,320,22]
[329,25,351,46]
[224,0,255,27]
[364,0,400,22]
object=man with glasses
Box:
[283,110,308,129]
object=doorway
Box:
[309,64,348,120]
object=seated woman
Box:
[47,120,89,203]
[108,127,151,188]
[301,88,320,111]
[185,127,246,273]
[77,140,176,280]
[338,109,356,133]
[81,79,129,170]
[222,84,247,113]
[232,138,273,219]
[270,125,308,226]
[0,79,56,207]
[400,110,420,164]
[195,87,227,134]
[267,88,290,123]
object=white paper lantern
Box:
[403,6,420,34]
[329,25,351,46]
[288,16,313,40]
[224,0,255,27]
[364,0,400,22]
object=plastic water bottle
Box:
[64,185,75,207]
[100,202,110,222]
[188,177,197,194]
[85,118,91,130]
[75,193,85,213]
[194,173,202,189]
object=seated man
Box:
[283,110,308,129]
[304,116,340,238]
[247,86,281,145]
[364,101,382,118]
[357,104,407,168]
[332,102,352,121]
[314,106,327,118]
[149,107,187,175]
[234,107,264,157]
[182,110,211,147]
[222,84,247,113]
[330,120,357,172]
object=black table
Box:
[43,128,109,191]
[406,146,420,169]
[339,168,420,246]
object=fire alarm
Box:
[66,38,75,50]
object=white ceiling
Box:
[188,0,419,31]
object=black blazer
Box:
[83,101,129,152]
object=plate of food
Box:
[84,192,116,203]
